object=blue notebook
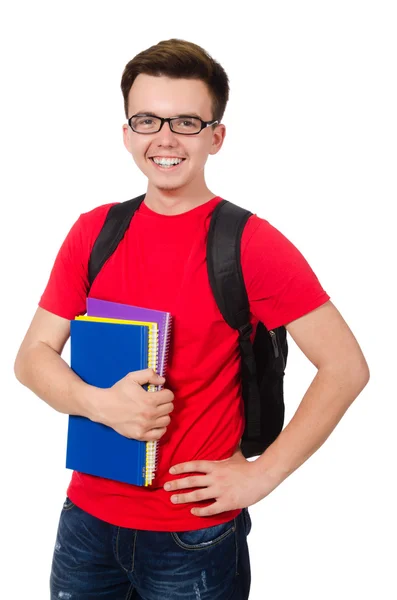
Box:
[66,319,150,486]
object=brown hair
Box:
[120,39,229,123]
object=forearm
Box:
[14,341,103,419]
[252,365,369,493]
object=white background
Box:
[1,1,396,598]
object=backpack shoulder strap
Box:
[207,199,261,438]
[87,194,146,291]
[207,199,253,333]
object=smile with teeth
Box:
[150,157,186,169]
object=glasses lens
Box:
[130,116,161,133]
[170,117,202,134]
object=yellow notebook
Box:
[76,315,159,486]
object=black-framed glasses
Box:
[128,114,219,135]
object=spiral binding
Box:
[144,313,172,486]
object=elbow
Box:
[348,357,370,397]
[14,344,34,385]
[359,361,370,390]
[355,351,370,389]
[14,350,25,384]
[321,354,370,396]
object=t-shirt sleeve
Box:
[38,203,116,320]
[241,216,330,330]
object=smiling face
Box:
[122,74,226,194]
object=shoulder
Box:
[238,212,330,329]
[240,211,324,291]
[79,201,119,228]
[241,213,302,261]
[72,202,119,248]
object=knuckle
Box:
[185,477,194,488]
[147,395,157,407]
[134,429,144,440]
[155,428,166,439]
[142,409,154,421]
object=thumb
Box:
[127,368,165,386]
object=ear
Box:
[209,124,226,156]
[122,123,132,153]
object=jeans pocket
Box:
[171,518,236,550]
[62,497,76,511]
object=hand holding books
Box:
[97,368,174,441]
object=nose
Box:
[156,120,178,145]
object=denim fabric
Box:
[50,497,252,600]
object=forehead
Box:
[128,74,213,117]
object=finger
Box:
[169,461,212,475]
[156,402,174,417]
[170,489,213,504]
[127,369,164,386]
[191,502,227,517]
[164,475,208,492]
[151,391,174,406]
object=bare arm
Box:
[14,307,174,440]
[252,300,370,488]
[13,307,97,417]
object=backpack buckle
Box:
[238,323,253,340]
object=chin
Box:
[151,178,188,192]
[155,183,184,191]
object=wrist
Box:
[250,443,292,496]
[71,379,107,423]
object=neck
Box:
[144,179,216,216]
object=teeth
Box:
[153,157,183,166]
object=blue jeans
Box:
[50,497,252,599]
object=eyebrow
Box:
[134,111,203,119]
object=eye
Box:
[173,118,196,128]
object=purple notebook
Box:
[86,298,172,378]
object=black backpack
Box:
[87,194,288,459]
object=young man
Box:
[14,39,369,600]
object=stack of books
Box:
[66,298,172,486]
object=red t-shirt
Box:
[39,195,330,531]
